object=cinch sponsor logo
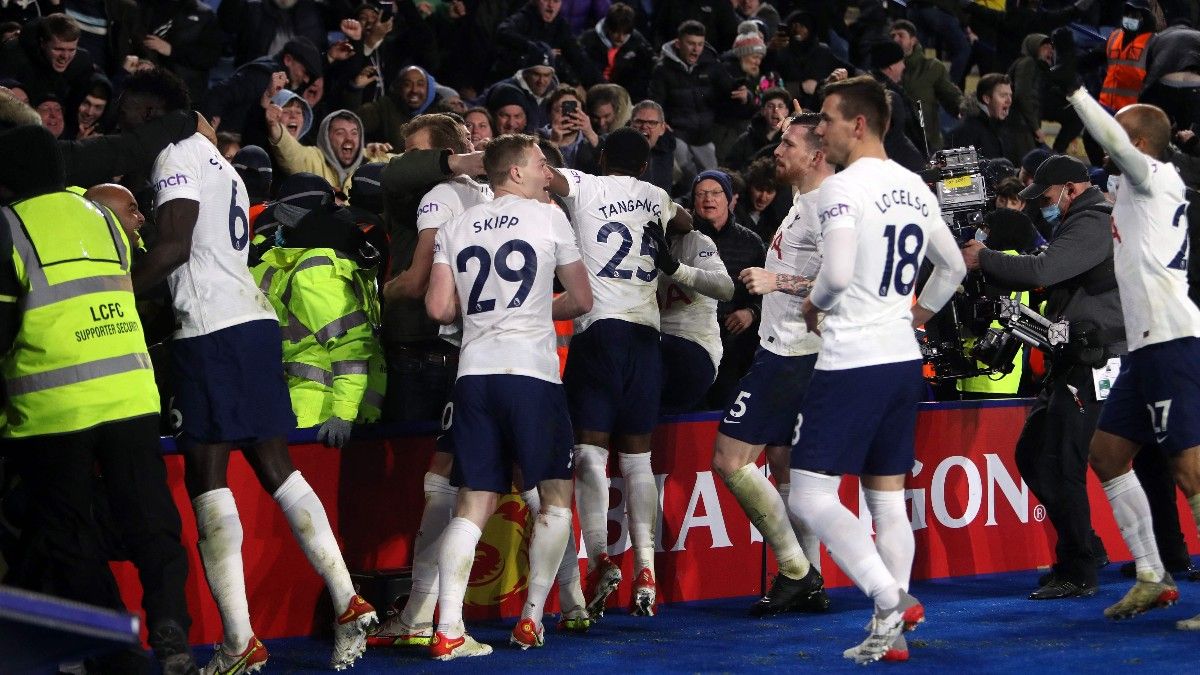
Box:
[155,173,189,190]
[818,203,849,224]
[418,202,439,214]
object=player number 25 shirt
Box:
[152,133,275,339]
[433,194,582,384]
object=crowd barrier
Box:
[109,400,1200,645]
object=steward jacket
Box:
[1100,28,1152,110]
[253,247,385,427]
[0,191,157,437]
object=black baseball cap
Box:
[1018,154,1090,200]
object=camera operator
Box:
[961,154,1124,600]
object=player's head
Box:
[692,169,735,226]
[117,67,190,131]
[598,126,650,177]
[484,133,552,199]
[1114,103,1171,160]
[774,111,828,186]
[403,113,471,154]
[814,75,889,166]
[85,183,144,248]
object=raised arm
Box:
[1067,87,1151,190]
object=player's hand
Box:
[961,239,984,272]
[739,267,777,295]
[801,297,821,336]
[644,222,679,275]
[353,65,380,90]
[365,142,393,157]
[911,304,936,329]
[340,18,363,41]
[317,416,353,449]
[724,308,754,335]
[143,34,172,56]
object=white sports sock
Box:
[864,488,914,592]
[192,488,253,653]
[522,505,573,625]
[574,444,610,565]
[1102,471,1165,580]
[789,470,901,610]
[524,489,586,613]
[272,471,355,613]
[724,464,809,579]
[436,518,483,639]
[401,472,457,626]
[618,452,658,576]
[778,481,821,572]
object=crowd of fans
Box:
[0,0,1198,417]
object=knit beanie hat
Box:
[693,169,733,203]
[732,21,767,57]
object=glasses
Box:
[695,189,726,200]
[763,102,789,112]
[631,118,662,127]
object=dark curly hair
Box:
[121,67,191,112]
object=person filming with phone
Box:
[538,86,600,170]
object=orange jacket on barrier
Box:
[1099,30,1151,110]
[554,318,572,376]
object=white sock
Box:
[401,472,457,627]
[574,444,609,565]
[273,471,355,613]
[618,452,658,576]
[864,488,913,592]
[522,505,572,625]
[193,489,253,653]
[1102,471,1165,581]
[779,482,821,572]
[524,489,586,613]
[436,518,483,639]
[724,464,808,579]
[789,470,901,610]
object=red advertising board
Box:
[111,401,1200,645]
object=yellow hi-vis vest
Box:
[958,249,1027,396]
[1,192,157,437]
[252,248,385,427]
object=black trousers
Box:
[1134,443,1193,570]
[1014,364,1104,583]
[5,414,191,644]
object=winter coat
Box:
[1008,33,1050,138]
[141,0,221,104]
[216,0,326,66]
[945,99,1034,167]
[268,109,391,193]
[0,18,96,109]
[200,55,281,146]
[879,76,928,172]
[495,1,601,85]
[899,42,964,152]
[579,18,656,101]
[648,41,735,146]
[770,34,845,111]
[725,115,780,173]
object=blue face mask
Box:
[1122,16,1141,32]
[1040,188,1067,224]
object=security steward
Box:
[1099,0,1157,111]
[962,154,1124,600]
[253,202,386,448]
[0,125,197,673]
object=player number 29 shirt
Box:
[433,194,582,384]
[152,133,276,339]
[559,169,675,333]
[815,157,949,370]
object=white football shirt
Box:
[813,157,949,370]
[760,189,823,357]
[433,194,581,383]
[1111,158,1200,351]
[658,231,727,370]
[152,133,276,339]
[416,176,494,232]
[558,169,675,333]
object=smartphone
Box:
[378,0,395,22]
[561,100,578,116]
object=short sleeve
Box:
[560,168,596,209]
[416,184,456,232]
[151,136,203,207]
[551,209,582,266]
[432,226,451,267]
[815,176,859,235]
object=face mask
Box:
[975,228,987,244]
[1040,187,1068,224]
[1122,16,1141,32]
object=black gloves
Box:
[645,221,680,275]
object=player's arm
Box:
[425,262,459,324]
[133,199,198,294]
[741,269,811,297]
[1067,87,1151,190]
[802,227,855,334]
[552,260,593,320]
[548,167,571,197]
[384,228,437,301]
[913,224,967,327]
[675,241,735,301]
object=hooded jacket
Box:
[1008,33,1050,137]
[480,70,559,133]
[272,89,314,139]
[648,41,734,146]
[356,66,437,149]
[270,109,390,193]
[579,18,656,101]
[899,41,964,152]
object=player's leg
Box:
[1172,446,1200,630]
[766,445,821,572]
[432,487,500,660]
[519,484,588,632]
